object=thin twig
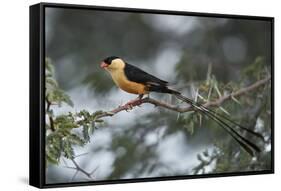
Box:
[62,157,97,181]
[70,158,94,180]
[74,152,89,158]
[70,170,79,182]
[62,166,77,170]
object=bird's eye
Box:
[103,56,119,65]
[103,58,110,65]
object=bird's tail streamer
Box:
[172,91,264,157]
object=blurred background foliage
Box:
[45,7,272,183]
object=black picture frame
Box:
[29,2,274,188]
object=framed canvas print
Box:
[29,2,274,188]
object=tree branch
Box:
[96,76,271,119]
[70,158,95,180]
[62,157,96,181]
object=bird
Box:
[100,56,264,157]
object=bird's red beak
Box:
[100,62,109,69]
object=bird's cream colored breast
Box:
[109,69,147,95]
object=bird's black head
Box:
[103,56,120,65]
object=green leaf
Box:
[46,77,58,88]
[46,152,59,165]
[45,57,55,75]
[45,67,74,108]
[46,140,61,164]
[55,114,78,129]
[69,134,85,146]
[62,139,74,159]
[82,125,90,143]
[92,110,104,116]
[95,119,104,123]
[90,122,96,134]
[64,94,74,107]
[49,89,74,107]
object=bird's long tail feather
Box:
[170,91,263,157]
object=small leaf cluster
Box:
[45,58,104,166]
[177,111,202,135]
[46,58,74,107]
[242,56,270,81]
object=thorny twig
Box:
[61,154,98,181]
[96,76,271,119]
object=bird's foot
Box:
[124,98,142,110]
[123,101,134,111]
[124,104,133,111]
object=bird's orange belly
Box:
[110,69,148,95]
[118,81,147,94]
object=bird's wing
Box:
[124,63,168,86]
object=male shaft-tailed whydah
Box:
[100,56,264,157]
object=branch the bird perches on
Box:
[96,76,271,119]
